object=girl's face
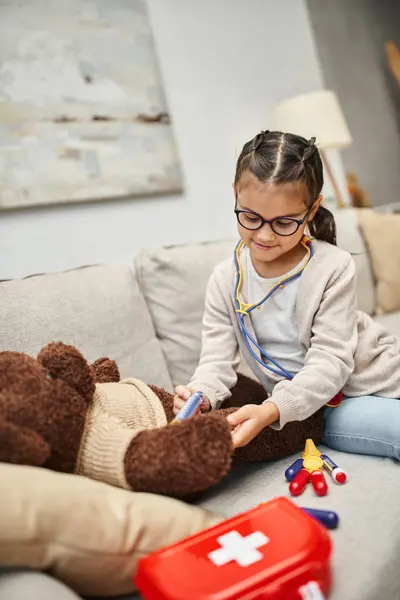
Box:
[234,173,321,265]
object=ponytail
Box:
[309,205,337,246]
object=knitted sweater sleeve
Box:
[270,256,358,429]
[188,267,240,409]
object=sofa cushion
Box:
[0,463,220,597]
[198,450,400,600]
[135,240,239,387]
[334,207,376,315]
[373,311,400,340]
[357,209,400,314]
[0,570,81,600]
[0,264,172,391]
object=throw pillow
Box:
[0,463,221,597]
[357,209,400,314]
[134,239,256,387]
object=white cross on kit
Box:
[299,581,326,600]
[208,529,270,568]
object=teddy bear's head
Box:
[0,342,95,473]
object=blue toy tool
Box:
[172,391,204,422]
[301,507,339,530]
[285,458,304,482]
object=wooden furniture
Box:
[385,41,400,86]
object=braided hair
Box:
[234,130,336,245]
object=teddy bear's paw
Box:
[124,412,233,499]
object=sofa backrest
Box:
[0,264,172,391]
[135,207,376,388]
[135,240,238,388]
[334,207,376,316]
[0,208,375,393]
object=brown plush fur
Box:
[149,384,175,422]
[125,413,234,497]
[0,348,90,473]
[0,417,50,466]
[229,407,324,463]
[0,342,325,500]
[91,357,121,383]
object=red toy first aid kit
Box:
[135,497,333,600]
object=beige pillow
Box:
[0,463,221,597]
[357,209,400,314]
[135,239,256,388]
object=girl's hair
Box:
[234,130,337,245]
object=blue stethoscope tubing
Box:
[233,237,314,380]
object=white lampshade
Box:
[269,90,352,150]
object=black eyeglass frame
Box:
[234,202,314,237]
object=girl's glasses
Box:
[234,207,311,237]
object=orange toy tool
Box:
[289,439,328,497]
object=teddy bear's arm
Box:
[123,413,234,499]
[0,418,50,466]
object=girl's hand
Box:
[173,386,211,416]
[226,401,280,448]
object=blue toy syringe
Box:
[172,391,204,422]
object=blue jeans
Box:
[323,395,400,461]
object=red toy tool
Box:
[287,439,328,497]
[135,497,333,599]
[286,439,348,497]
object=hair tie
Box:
[252,129,270,151]
[303,136,317,162]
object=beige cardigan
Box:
[188,240,400,429]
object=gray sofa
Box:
[1,207,399,600]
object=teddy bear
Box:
[0,342,324,500]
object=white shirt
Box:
[242,249,308,385]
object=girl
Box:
[174,130,400,460]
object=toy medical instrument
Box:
[288,439,329,497]
[285,458,304,482]
[301,507,339,530]
[234,236,313,379]
[135,496,332,600]
[233,237,344,409]
[286,445,348,493]
[321,454,347,484]
[172,391,204,422]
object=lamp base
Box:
[320,149,346,209]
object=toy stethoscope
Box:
[234,235,314,380]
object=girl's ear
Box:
[308,195,323,221]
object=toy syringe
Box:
[172,391,204,422]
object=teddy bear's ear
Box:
[91,357,120,383]
[38,342,95,403]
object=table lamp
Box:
[269,90,352,209]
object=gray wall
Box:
[1,0,326,279]
[307,0,400,207]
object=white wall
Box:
[1,0,330,280]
